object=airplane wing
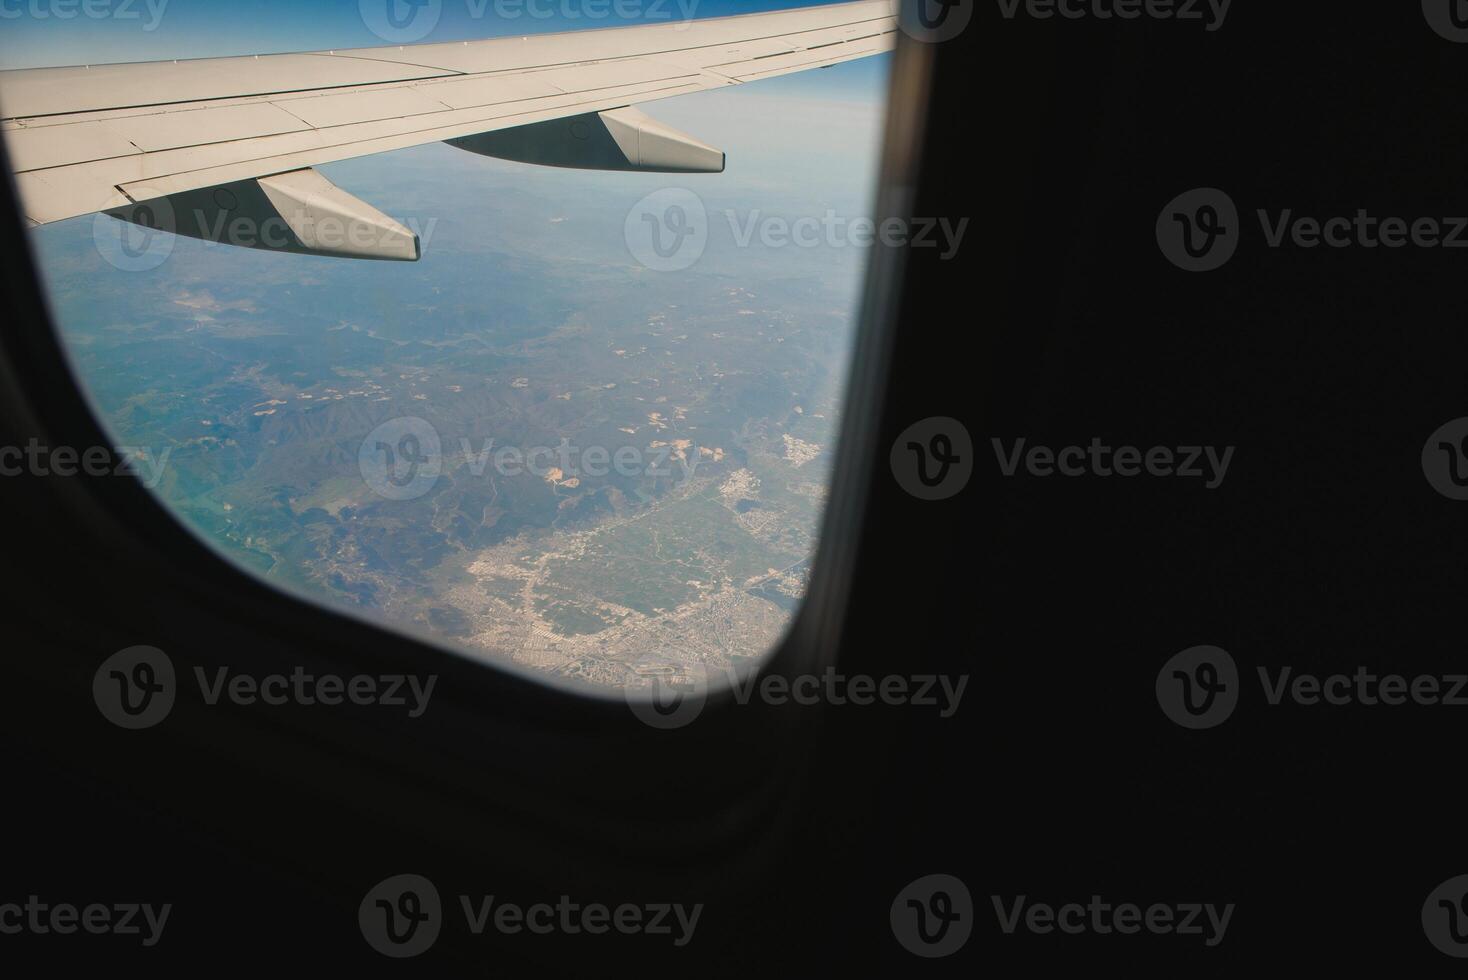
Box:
[0,1,897,261]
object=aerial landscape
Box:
[29,77,887,694]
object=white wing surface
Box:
[0,1,896,260]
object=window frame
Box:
[0,28,938,843]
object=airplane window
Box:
[3,0,897,695]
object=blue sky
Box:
[0,0,889,99]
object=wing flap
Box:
[274,87,455,129]
[15,167,133,225]
[120,102,313,153]
[3,120,141,173]
[723,33,895,82]
[418,74,567,109]
[532,58,700,94]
